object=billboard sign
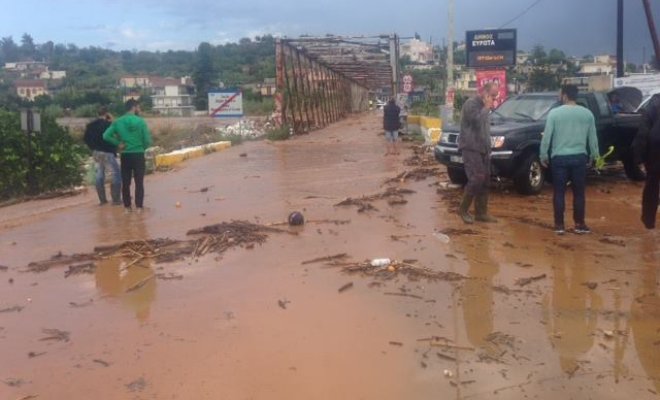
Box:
[208,89,243,118]
[466,29,517,68]
[613,74,660,97]
[476,70,508,109]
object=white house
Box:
[15,80,48,101]
[401,39,434,64]
[150,77,194,117]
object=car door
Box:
[585,93,614,155]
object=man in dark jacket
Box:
[633,95,660,229]
[457,83,499,224]
[383,99,401,155]
[84,106,121,205]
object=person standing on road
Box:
[103,99,152,213]
[383,98,401,156]
[84,106,121,205]
[633,95,660,229]
[457,82,499,224]
[540,84,599,235]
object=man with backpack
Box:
[84,106,121,205]
[633,95,660,229]
[383,98,401,156]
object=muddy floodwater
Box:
[1,113,659,400]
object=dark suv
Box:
[434,92,645,195]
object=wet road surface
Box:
[1,113,659,399]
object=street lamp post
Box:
[20,107,41,195]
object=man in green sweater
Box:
[103,99,152,213]
[540,84,599,235]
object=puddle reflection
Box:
[94,213,156,323]
[543,249,602,375]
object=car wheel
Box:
[622,154,646,181]
[514,153,545,195]
[447,166,468,185]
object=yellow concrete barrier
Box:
[408,115,443,144]
[407,115,421,125]
[420,116,442,130]
[155,141,232,168]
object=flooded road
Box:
[1,113,659,399]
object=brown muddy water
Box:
[1,113,659,400]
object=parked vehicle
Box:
[434,92,645,195]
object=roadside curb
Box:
[154,141,232,168]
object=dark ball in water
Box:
[288,211,305,226]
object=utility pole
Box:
[447,0,455,91]
[617,0,624,77]
[390,34,400,97]
[441,0,456,123]
[642,0,660,68]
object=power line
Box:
[498,0,544,29]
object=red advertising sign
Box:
[445,88,456,108]
[402,74,414,93]
[476,70,507,109]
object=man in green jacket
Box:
[540,85,599,235]
[103,99,152,213]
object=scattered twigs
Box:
[515,274,547,287]
[302,253,348,265]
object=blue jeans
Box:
[93,151,121,204]
[551,154,588,227]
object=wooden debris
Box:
[599,236,626,247]
[340,260,467,283]
[14,395,38,400]
[384,292,424,300]
[156,273,184,281]
[277,299,290,310]
[125,275,155,293]
[39,328,70,342]
[0,305,24,313]
[515,274,547,287]
[64,262,96,278]
[338,282,354,293]
[301,253,348,265]
[335,188,416,212]
[386,167,441,183]
[69,300,94,308]
[26,221,287,273]
[439,228,480,236]
[269,219,350,226]
[437,352,457,361]
[93,359,110,367]
[389,341,403,346]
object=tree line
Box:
[0,34,276,115]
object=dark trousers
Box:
[463,150,490,196]
[551,154,588,227]
[120,153,146,209]
[642,149,660,229]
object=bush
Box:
[266,125,291,141]
[410,100,440,118]
[0,109,87,200]
[74,104,99,118]
[43,104,65,120]
[217,134,244,146]
[244,97,274,116]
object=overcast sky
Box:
[0,0,658,63]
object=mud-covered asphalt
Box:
[1,113,659,400]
